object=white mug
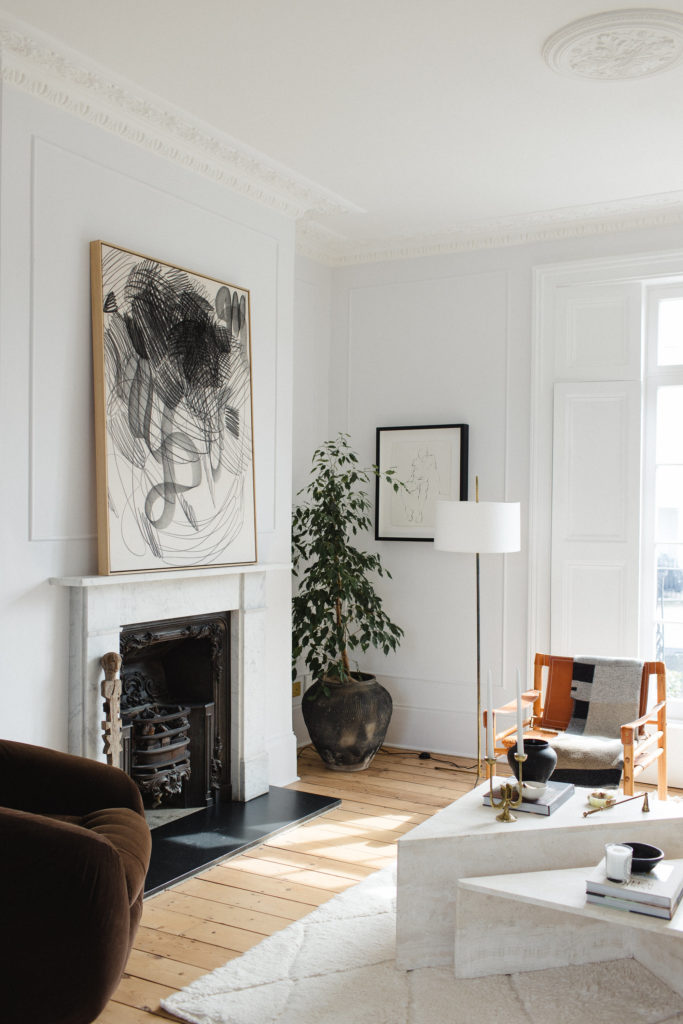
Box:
[605,843,632,882]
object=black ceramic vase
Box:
[302,672,393,772]
[507,738,557,783]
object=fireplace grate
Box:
[125,703,192,807]
[118,612,231,807]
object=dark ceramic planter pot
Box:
[507,738,557,783]
[302,672,393,772]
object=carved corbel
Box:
[101,651,122,766]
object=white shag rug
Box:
[161,865,683,1024]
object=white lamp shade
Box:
[434,500,521,554]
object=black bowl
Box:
[623,842,664,873]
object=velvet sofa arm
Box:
[0,738,144,817]
[0,806,134,1024]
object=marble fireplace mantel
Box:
[50,562,290,802]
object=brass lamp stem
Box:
[475,551,481,778]
[475,475,481,777]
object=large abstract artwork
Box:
[375,423,469,541]
[90,242,257,574]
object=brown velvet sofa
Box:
[0,738,152,1024]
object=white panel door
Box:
[551,381,642,656]
[554,282,642,381]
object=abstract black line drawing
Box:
[400,444,444,524]
[91,242,257,573]
[375,424,468,541]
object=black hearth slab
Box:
[144,786,340,896]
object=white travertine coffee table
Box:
[455,862,683,998]
[395,780,683,970]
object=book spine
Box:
[482,783,574,816]
[586,883,670,908]
[482,797,549,815]
[586,893,672,919]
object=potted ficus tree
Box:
[292,434,404,771]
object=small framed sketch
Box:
[375,424,469,541]
[90,241,257,573]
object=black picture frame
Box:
[375,423,469,541]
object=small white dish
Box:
[521,781,547,802]
[589,790,617,808]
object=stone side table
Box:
[396,779,683,970]
[455,862,683,998]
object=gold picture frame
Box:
[91,241,257,573]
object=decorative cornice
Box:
[4,14,683,268]
[297,191,683,267]
[543,9,683,80]
[0,14,362,221]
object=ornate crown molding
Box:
[543,9,683,80]
[297,191,683,267]
[4,14,683,268]
[0,15,362,221]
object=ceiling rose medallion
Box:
[543,8,683,79]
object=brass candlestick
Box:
[486,752,527,822]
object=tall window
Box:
[644,285,683,700]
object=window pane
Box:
[656,622,683,697]
[656,545,683,606]
[655,544,683,695]
[658,297,683,366]
[655,469,683,542]
[656,386,683,464]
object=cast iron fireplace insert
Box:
[119,612,231,808]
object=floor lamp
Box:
[433,478,520,777]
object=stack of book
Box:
[586,857,683,920]
[482,779,574,816]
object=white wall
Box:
[0,81,298,784]
[293,221,683,759]
[328,254,526,757]
[291,254,333,739]
[293,255,333,491]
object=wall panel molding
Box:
[26,133,282,543]
[559,561,627,655]
[558,390,630,544]
[551,381,641,655]
[531,252,648,659]
[555,282,642,380]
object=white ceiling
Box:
[3,0,683,263]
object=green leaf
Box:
[291,432,405,684]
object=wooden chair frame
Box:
[484,654,667,800]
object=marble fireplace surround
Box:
[51,563,288,802]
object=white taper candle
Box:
[486,668,494,760]
[516,666,525,757]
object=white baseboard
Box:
[386,704,476,758]
[266,729,299,787]
[293,704,308,747]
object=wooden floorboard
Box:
[96,745,681,1022]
